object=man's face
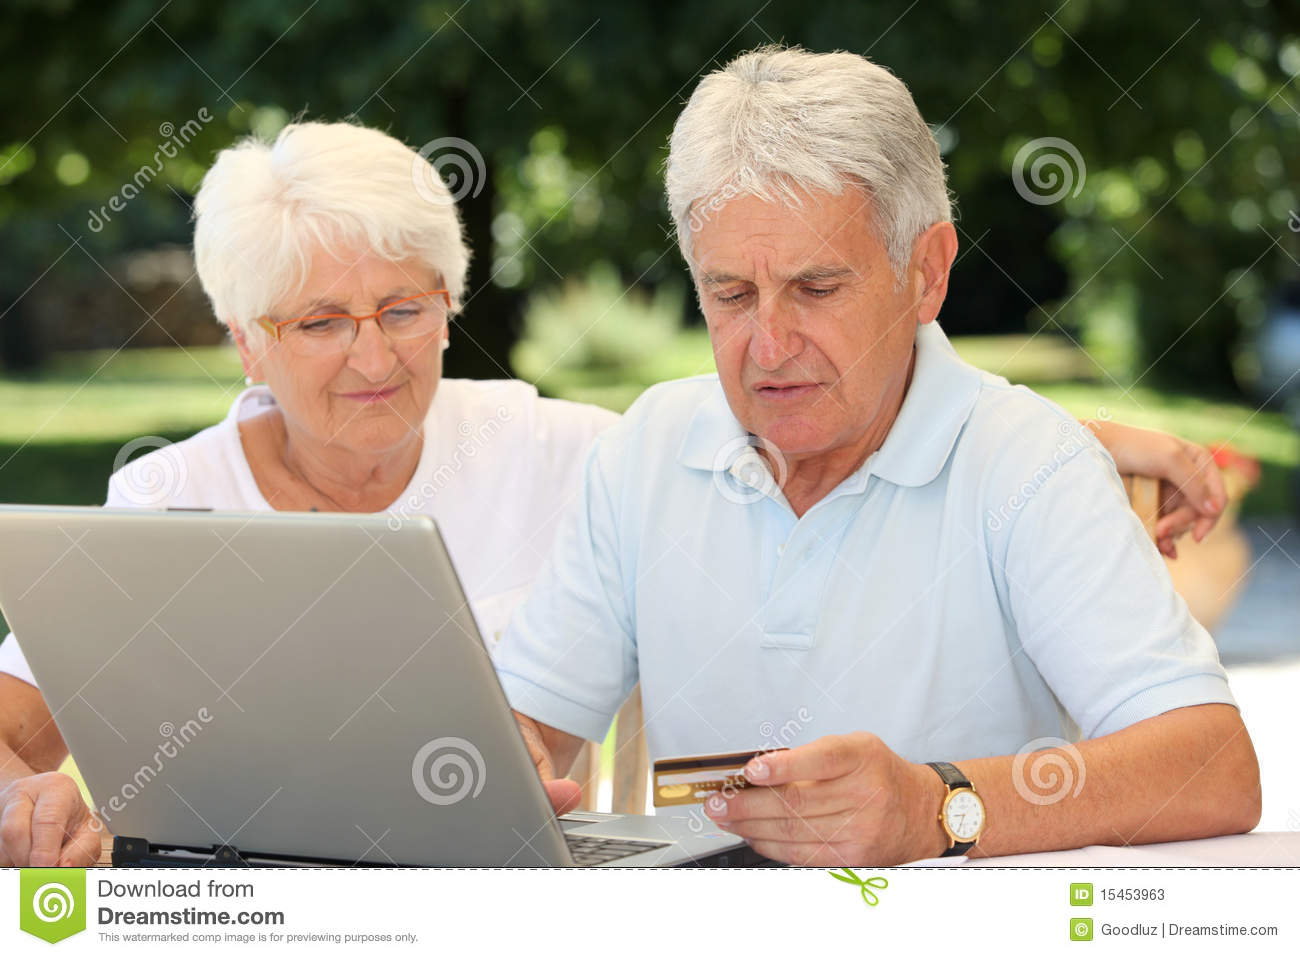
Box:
[691,188,928,460]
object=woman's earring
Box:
[441,339,450,352]
[245,375,254,386]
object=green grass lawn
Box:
[0,346,246,506]
[0,340,1296,515]
[0,346,246,442]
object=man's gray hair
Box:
[665,45,952,277]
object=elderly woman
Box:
[0,120,1225,867]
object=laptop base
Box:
[111,834,780,868]
[111,836,391,868]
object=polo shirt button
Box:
[777,543,786,555]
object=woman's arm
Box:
[0,674,99,867]
[1084,419,1228,559]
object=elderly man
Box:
[503,46,1260,865]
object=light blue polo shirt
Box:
[496,322,1235,765]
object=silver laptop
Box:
[0,505,756,867]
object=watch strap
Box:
[927,761,976,857]
[927,760,972,790]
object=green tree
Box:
[2,0,1296,393]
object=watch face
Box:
[944,789,984,841]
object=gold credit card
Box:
[652,749,788,807]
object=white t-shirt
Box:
[0,379,618,687]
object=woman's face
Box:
[238,245,449,457]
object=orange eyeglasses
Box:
[257,289,451,356]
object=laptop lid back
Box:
[0,506,570,866]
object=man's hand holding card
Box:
[698,732,949,866]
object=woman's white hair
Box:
[193,121,470,338]
[666,45,951,278]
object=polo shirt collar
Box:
[676,383,748,471]
[676,322,984,489]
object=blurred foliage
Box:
[0,0,1297,394]
[511,263,711,410]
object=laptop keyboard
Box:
[564,834,669,866]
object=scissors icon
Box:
[828,868,889,906]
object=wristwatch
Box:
[927,761,985,857]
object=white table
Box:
[945,831,1300,867]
